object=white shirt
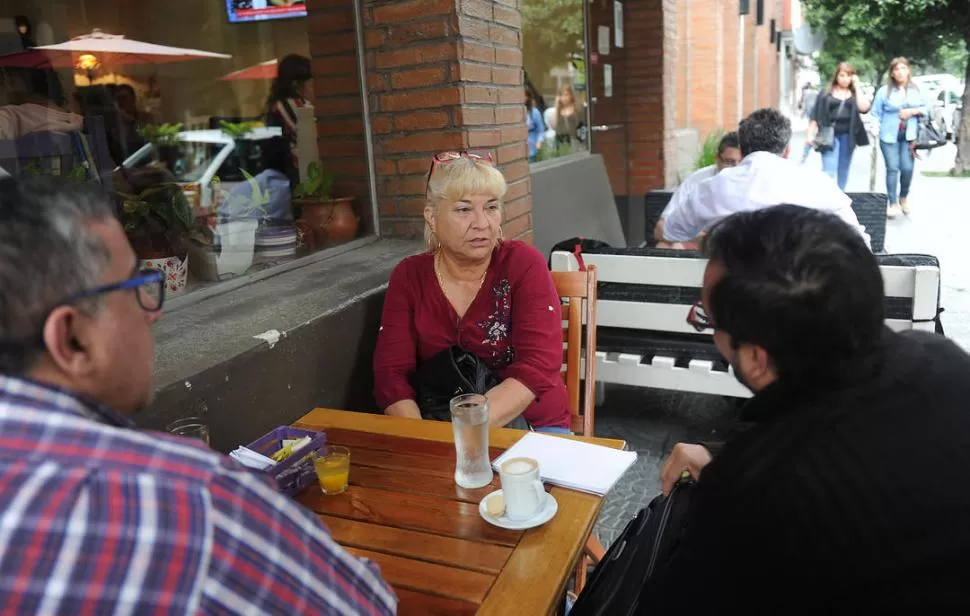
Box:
[663,151,870,248]
[661,164,717,220]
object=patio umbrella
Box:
[220,59,278,82]
[0,29,231,70]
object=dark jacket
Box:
[815,91,870,147]
[639,329,970,614]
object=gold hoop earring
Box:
[498,226,505,241]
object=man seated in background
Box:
[0,176,395,614]
[654,131,741,248]
[663,108,870,248]
[642,205,970,612]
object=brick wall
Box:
[722,0,740,128]
[670,0,786,151]
[360,0,532,242]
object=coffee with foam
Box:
[501,457,537,475]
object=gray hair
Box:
[0,176,115,374]
[738,108,792,156]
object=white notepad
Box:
[492,432,638,496]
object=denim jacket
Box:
[871,85,929,144]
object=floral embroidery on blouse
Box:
[478,278,515,367]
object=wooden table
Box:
[293,409,626,616]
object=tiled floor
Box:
[591,385,738,546]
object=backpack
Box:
[570,479,694,616]
[547,237,612,270]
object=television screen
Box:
[226,0,306,23]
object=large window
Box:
[521,0,589,163]
[0,0,373,299]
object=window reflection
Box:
[0,4,367,298]
[522,0,589,162]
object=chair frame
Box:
[551,266,603,593]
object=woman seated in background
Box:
[373,151,572,433]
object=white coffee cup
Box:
[499,457,546,521]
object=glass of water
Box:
[450,394,493,489]
[166,417,211,446]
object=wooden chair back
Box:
[551,265,598,436]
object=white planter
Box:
[139,254,189,297]
[188,220,258,282]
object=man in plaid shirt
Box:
[0,176,397,614]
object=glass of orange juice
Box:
[313,446,350,495]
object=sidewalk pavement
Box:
[791,132,968,349]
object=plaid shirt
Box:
[0,375,396,615]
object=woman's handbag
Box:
[416,346,501,421]
[915,114,948,150]
[813,125,835,151]
[813,97,845,152]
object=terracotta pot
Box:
[297,197,359,246]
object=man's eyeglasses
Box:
[65,268,166,313]
[686,300,714,332]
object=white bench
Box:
[550,248,943,400]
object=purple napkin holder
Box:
[246,426,326,496]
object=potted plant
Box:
[118,168,193,296]
[137,123,184,171]
[293,161,359,247]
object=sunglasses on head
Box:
[425,151,495,196]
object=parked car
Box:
[120,127,284,214]
[931,85,964,141]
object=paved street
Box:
[593,136,970,546]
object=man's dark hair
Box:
[0,176,115,374]
[704,205,885,387]
[718,131,740,154]
[738,108,791,156]
[115,83,136,98]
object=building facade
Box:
[0,0,798,445]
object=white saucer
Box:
[479,489,558,530]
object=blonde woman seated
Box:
[373,151,572,433]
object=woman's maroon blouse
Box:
[373,240,570,429]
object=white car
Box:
[931,85,964,140]
[120,127,284,213]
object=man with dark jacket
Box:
[643,204,970,613]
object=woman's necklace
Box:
[435,253,487,291]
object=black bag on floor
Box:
[570,479,694,616]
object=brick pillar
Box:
[306,0,376,235]
[626,0,677,194]
[589,0,678,199]
[361,0,532,243]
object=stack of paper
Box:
[491,432,638,496]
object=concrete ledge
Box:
[140,239,423,451]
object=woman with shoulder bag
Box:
[871,57,929,218]
[809,62,871,190]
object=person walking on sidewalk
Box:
[810,62,871,190]
[799,82,820,163]
[871,57,929,219]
